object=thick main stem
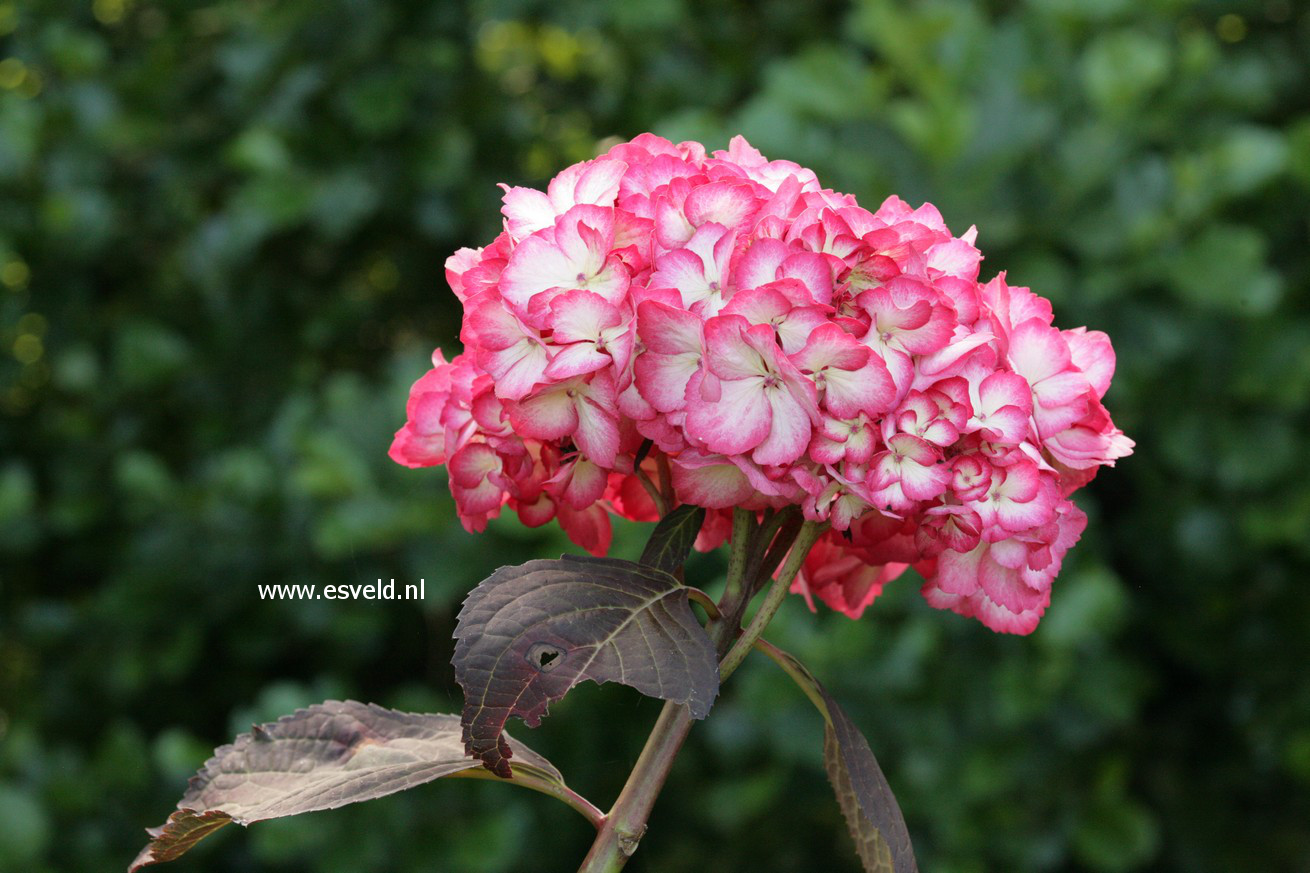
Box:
[576,516,824,872]
[575,700,695,872]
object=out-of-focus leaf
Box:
[1164,224,1281,315]
[0,785,50,864]
[453,555,719,776]
[1081,31,1170,111]
[112,320,192,389]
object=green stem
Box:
[718,507,802,654]
[752,512,804,595]
[718,521,826,682]
[720,508,755,618]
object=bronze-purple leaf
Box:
[130,810,231,870]
[453,555,720,777]
[639,504,706,574]
[130,701,567,871]
[758,641,918,873]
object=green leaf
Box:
[756,641,918,873]
[129,701,572,871]
[639,504,706,574]
[454,555,720,777]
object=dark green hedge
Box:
[2,1,1308,870]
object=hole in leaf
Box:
[526,643,564,673]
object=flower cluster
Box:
[390,134,1132,634]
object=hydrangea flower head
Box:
[391,134,1132,634]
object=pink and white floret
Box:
[390,134,1132,635]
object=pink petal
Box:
[453,475,507,524]
[467,305,550,400]
[974,595,1045,635]
[685,376,771,456]
[684,181,759,228]
[449,443,500,488]
[979,370,1033,417]
[703,315,769,380]
[1064,327,1116,399]
[574,398,619,467]
[572,157,627,206]
[556,502,612,556]
[753,384,813,466]
[917,329,994,377]
[445,247,485,301]
[544,343,611,379]
[549,457,608,509]
[736,237,790,290]
[931,545,983,596]
[637,300,702,355]
[823,362,896,418]
[996,461,1041,502]
[466,300,530,351]
[926,237,981,281]
[792,322,870,372]
[549,289,621,342]
[554,204,615,269]
[515,494,556,527]
[897,454,950,501]
[720,285,791,327]
[773,305,831,356]
[478,342,551,401]
[933,276,982,325]
[509,383,579,440]
[655,194,696,249]
[1033,370,1090,409]
[634,352,701,413]
[1008,318,1073,385]
[887,432,940,465]
[779,251,834,305]
[649,248,707,304]
[1044,414,1135,470]
[499,233,581,311]
[500,186,556,240]
[670,453,756,508]
[978,554,1047,613]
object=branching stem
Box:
[718,520,826,682]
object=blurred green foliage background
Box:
[2,0,1308,870]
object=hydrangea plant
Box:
[133,135,1130,872]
